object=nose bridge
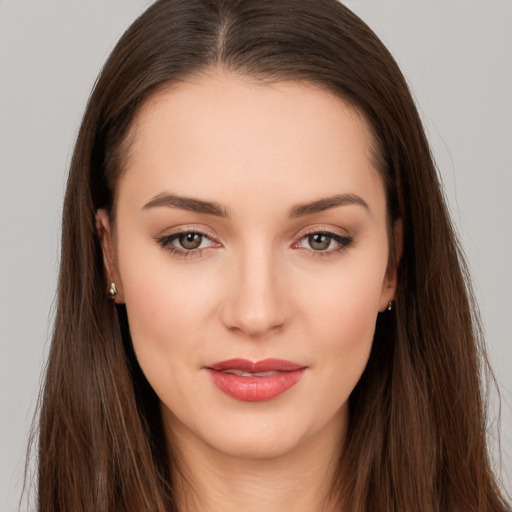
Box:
[221,239,287,337]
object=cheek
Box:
[303,253,386,339]
[319,290,377,369]
[299,256,386,398]
[116,236,221,394]
[124,267,214,343]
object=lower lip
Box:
[206,369,306,402]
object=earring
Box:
[387,300,394,311]
[108,282,117,300]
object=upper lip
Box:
[206,358,306,372]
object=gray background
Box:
[1,1,510,509]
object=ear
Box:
[378,217,403,312]
[95,209,124,303]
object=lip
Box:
[204,358,307,402]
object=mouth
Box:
[204,358,307,402]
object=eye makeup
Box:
[155,226,353,260]
[155,230,221,259]
[292,229,353,257]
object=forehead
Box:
[117,71,386,216]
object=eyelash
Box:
[293,229,353,257]
[155,229,353,259]
[156,231,218,259]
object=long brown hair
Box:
[36,1,509,510]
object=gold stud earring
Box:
[108,282,117,300]
[387,300,394,311]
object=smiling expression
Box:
[97,71,398,460]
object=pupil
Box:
[308,233,330,251]
[179,233,202,249]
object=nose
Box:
[220,244,288,338]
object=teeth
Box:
[222,369,280,377]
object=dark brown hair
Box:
[35,1,509,510]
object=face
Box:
[97,71,399,460]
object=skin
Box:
[97,70,401,512]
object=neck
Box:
[164,409,346,512]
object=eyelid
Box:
[155,224,221,242]
[295,224,348,236]
[154,225,222,258]
[291,226,353,255]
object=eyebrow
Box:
[142,192,228,217]
[288,194,370,218]
[142,192,369,218]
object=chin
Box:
[205,423,307,460]
[162,397,347,463]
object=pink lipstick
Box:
[204,358,306,402]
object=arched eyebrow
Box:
[142,192,369,218]
[142,192,228,217]
[288,194,369,218]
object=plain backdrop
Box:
[1,1,511,509]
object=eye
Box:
[177,232,204,250]
[156,230,219,258]
[307,233,333,251]
[294,230,353,255]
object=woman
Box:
[36,0,510,511]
